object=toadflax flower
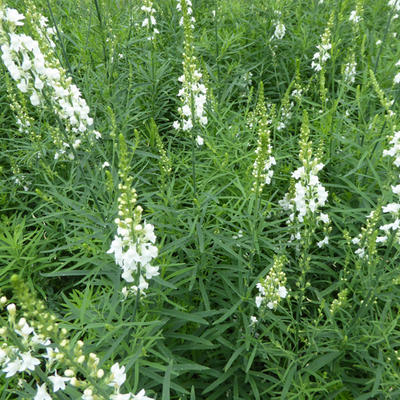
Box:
[279,111,330,245]
[255,255,288,311]
[311,17,333,72]
[251,82,276,193]
[174,0,208,142]
[0,5,100,160]
[107,135,159,296]
[141,0,159,41]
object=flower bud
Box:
[97,369,104,378]
[77,355,85,363]
[17,318,26,328]
[7,304,16,315]
[70,377,79,387]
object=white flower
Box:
[3,358,23,377]
[273,22,286,40]
[5,8,25,26]
[250,316,258,324]
[394,72,400,85]
[181,104,191,117]
[15,321,34,338]
[292,166,305,180]
[319,213,330,224]
[109,363,126,388]
[82,388,94,400]
[49,370,70,392]
[19,351,40,372]
[382,203,400,213]
[277,286,288,298]
[34,383,52,400]
[196,135,204,146]
[355,248,365,258]
[317,236,329,248]
[30,91,40,106]
[349,10,360,23]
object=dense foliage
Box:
[1,0,400,398]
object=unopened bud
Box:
[77,355,85,363]
[70,377,78,387]
[7,304,16,315]
[17,318,26,328]
[0,296,7,304]
[64,369,75,377]
[97,369,104,378]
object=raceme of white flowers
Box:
[349,9,361,24]
[311,20,332,72]
[279,113,330,245]
[270,9,285,41]
[272,22,285,40]
[255,255,288,310]
[0,298,153,400]
[176,0,196,28]
[376,130,400,245]
[343,59,357,85]
[0,6,100,160]
[107,136,159,297]
[280,163,328,223]
[141,0,159,41]
[107,200,159,296]
[173,0,208,137]
[251,83,276,193]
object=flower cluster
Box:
[311,20,332,72]
[0,277,154,400]
[272,22,285,40]
[271,10,285,41]
[394,60,400,85]
[276,86,297,131]
[373,130,400,245]
[255,256,288,310]
[251,82,276,193]
[0,6,100,160]
[141,0,159,41]
[173,0,208,136]
[349,0,364,38]
[330,288,349,315]
[176,0,195,28]
[343,55,357,85]
[107,135,159,296]
[279,112,330,245]
[349,9,361,24]
[352,209,380,259]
